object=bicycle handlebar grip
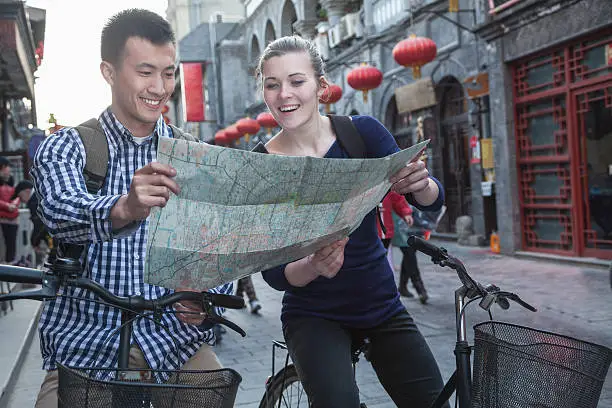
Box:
[210,293,245,309]
[407,235,446,259]
[0,265,44,284]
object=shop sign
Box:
[480,138,494,169]
[395,77,437,114]
[463,72,489,99]
[470,135,480,164]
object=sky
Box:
[26,0,168,129]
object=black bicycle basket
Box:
[471,321,612,408]
[57,363,242,408]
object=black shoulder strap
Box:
[328,115,367,158]
[328,115,386,233]
[251,142,269,153]
[75,119,108,194]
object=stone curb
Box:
[0,302,41,408]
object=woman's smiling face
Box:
[262,51,326,131]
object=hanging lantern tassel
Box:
[362,91,369,103]
[449,0,458,12]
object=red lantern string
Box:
[319,84,343,113]
[256,112,278,135]
[236,117,261,143]
[346,64,383,103]
[392,34,437,79]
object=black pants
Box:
[283,310,449,408]
[1,223,18,263]
[399,246,425,292]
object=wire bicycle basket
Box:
[471,321,612,408]
[57,363,242,408]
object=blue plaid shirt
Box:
[31,108,233,375]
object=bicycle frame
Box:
[453,285,474,408]
[407,236,537,408]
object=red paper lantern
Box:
[256,112,278,134]
[346,64,383,103]
[225,125,241,142]
[214,129,227,145]
[392,34,437,79]
[236,117,261,143]
[319,84,343,112]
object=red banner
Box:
[180,62,205,122]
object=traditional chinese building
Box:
[172,0,612,260]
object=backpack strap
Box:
[75,119,108,195]
[328,114,388,235]
[251,142,268,153]
[328,115,367,159]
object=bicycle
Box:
[0,252,249,408]
[259,236,612,408]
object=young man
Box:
[30,9,232,407]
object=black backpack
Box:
[55,119,196,260]
[75,119,196,194]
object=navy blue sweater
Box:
[262,115,444,329]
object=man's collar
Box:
[100,107,170,140]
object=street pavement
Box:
[3,240,611,407]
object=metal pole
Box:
[454,287,472,407]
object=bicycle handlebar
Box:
[0,264,45,285]
[406,235,448,261]
[407,235,537,313]
[0,259,247,336]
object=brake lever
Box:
[479,284,510,311]
[506,293,537,312]
[208,314,247,337]
[200,299,247,337]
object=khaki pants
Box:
[35,343,221,408]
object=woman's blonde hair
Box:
[255,36,326,88]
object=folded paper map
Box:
[145,138,429,290]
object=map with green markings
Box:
[145,138,429,290]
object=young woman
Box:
[257,36,449,408]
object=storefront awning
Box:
[0,3,40,99]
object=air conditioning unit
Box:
[314,33,330,60]
[343,12,363,40]
[327,23,343,48]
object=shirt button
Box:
[135,290,141,295]
[134,254,140,260]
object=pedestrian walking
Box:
[391,211,428,304]
[236,276,262,314]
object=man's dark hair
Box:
[101,8,175,66]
